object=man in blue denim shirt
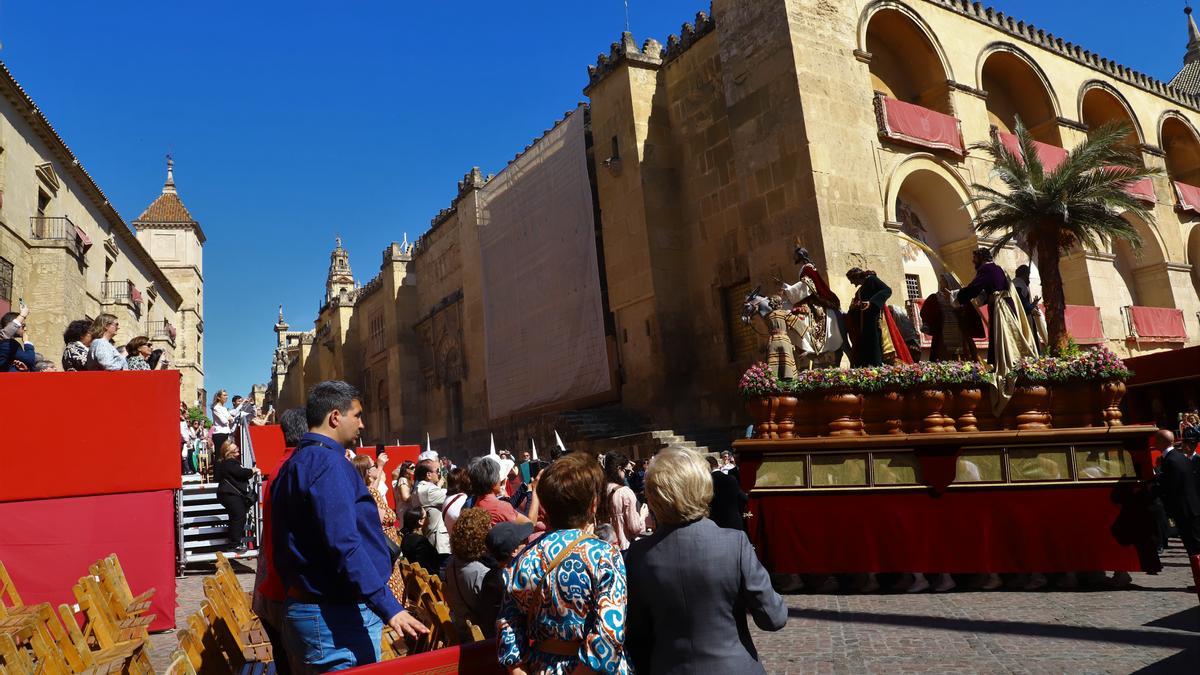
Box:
[272,380,427,672]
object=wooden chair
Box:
[94,555,155,618]
[72,574,151,648]
[193,602,236,675]
[0,560,45,645]
[0,631,34,672]
[464,620,485,643]
[23,603,151,675]
[165,648,199,675]
[203,578,272,666]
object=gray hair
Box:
[467,456,502,496]
[279,408,307,447]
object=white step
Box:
[185,550,259,563]
[181,514,228,525]
[184,538,235,549]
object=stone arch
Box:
[1110,213,1171,308]
[977,43,1063,145]
[1078,81,1144,148]
[884,155,979,301]
[859,1,955,114]
[1159,111,1200,185]
[1187,224,1200,296]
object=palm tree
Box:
[968,120,1161,355]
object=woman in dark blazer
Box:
[625,448,787,674]
[214,438,259,554]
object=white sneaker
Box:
[906,573,930,593]
[933,574,956,593]
[980,573,1003,590]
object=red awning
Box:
[1127,306,1186,342]
[1173,180,1200,214]
[73,224,93,252]
[876,95,964,155]
[1064,304,1104,344]
[130,286,143,303]
[998,132,1068,172]
[1113,175,1156,204]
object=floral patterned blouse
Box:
[127,355,151,371]
[61,341,88,371]
[497,528,629,674]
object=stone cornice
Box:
[1056,117,1088,132]
[923,0,1200,112]
[1140,143,1166,158]
[663,11,715,65]
[948,80,988,99]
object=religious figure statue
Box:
[919,272,978,361]
[956,248,1037,413]
[845,268,913,367]
[776,244,846,368]
[779,245,841,311]
[763,295,802,380]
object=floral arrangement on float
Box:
[739,346,1130,439]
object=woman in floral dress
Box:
[352,455,405,603]
[498,452,629,675]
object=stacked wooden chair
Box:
[0,556,154,673]
[173,552,273,675]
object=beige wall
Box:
[0,74,187,387]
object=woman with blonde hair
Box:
[211,389,234,454]
[85,313,126,371]
[625,448,785,674]
[213,438,260,554]
[352,453,404,603]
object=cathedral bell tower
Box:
[326,236,355,304]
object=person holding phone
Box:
[0,302,36,372]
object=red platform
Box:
[349,639,503,674]
[0,371,180,630]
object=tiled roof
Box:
[1170,61,1200,96]
[135,191,195,224]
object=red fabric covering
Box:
[884,307,914,364]
[878,96,964,155]
[0,371,180,503]
[1173,180,1200,213]
[0,490,177,631]
[130,286,143,303]
[249,425,286,478]
[1124,177,1156,204]
[998,132,1068,172]
[349,639,504,674]
[0,299,9,316]
[1064,304,1105,344]
[354,446,420,512]
[1128,306,1187,342]
[1125,345,1200,387]
[749,484,1146,574]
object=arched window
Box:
[864,7,952,114]
[980,48,1061,146]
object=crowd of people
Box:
[252,380,787,674]
[0,304,175,373]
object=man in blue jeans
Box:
[272,380,427,672]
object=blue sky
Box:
[0,1,1193,399]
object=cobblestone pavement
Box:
[150,550,1199,673]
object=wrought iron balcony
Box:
[151,320,177,345]
[30,215,92,258]
[102,280,142,307]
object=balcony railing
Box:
[30,215,92,258]
[151,320,177,346]
[102,280,143,306]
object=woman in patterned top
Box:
[60,319,92,371]
[125,336,153,370]
[498,451,629,675]
[352,454,405,603]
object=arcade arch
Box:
[1080,84,1142,149]
[862,4,954,115]
[979,46,1062,146]
[1160,113,1200,186]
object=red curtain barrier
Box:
[0,490,177,631]
[876,95,965,155]
[1128,306,1187,342]
[353,446,420,512]
[348,638,504,674]
[748,483,1150,574]
[0,371,180,503]
[249,425,286,478]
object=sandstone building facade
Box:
[267,0,1200,455]
[0,60,205,404]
